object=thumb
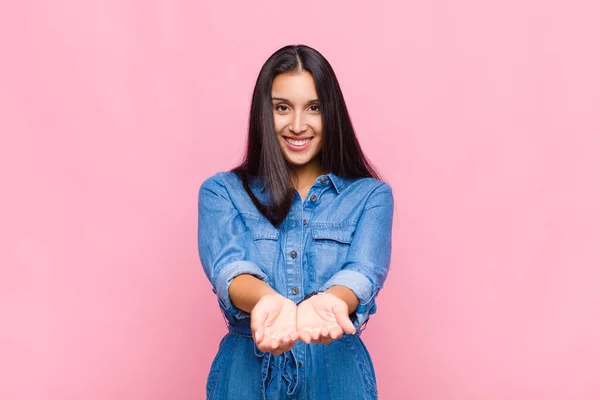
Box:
[333,305,356,335]
[251,307,268,344]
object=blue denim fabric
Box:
[198,171,394,399]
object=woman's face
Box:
[271,70,323,168]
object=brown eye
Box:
[275,104,289,112]
[309,104,320,112]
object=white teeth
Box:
[284,137,311,146]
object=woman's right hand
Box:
[250,293,299,356]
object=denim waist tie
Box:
[227,321,300,399]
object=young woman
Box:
[198,44,394,399]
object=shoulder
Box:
[343,178,394,216]
[199,171,243,193]
[345,177,393,198]
[198,172,239,208]
[198,171,259,212]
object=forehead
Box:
[271,70,318,100]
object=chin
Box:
[285,157,311,167]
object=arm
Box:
[229,273,299,355]
[198,173,274,320]
[229,274,277,313]
[295,183,394,344]
[198,173,298,354]
[319,183,395,332]
[325,285,359,314]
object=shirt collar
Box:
[251,172,349,194]
[325,172,348,194]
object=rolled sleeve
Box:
[319,269,378,331]
[214,260,269,320]
[198,173,271,321]
[318,183,394,332]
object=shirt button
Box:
[320,177,327,184]
[302,219,307,226]
[298,361,303,368]
[290,250,297,259]
[291,287,299,295]
[310,194,317,202]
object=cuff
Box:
[214,260,269,321]
[318,270,380,332]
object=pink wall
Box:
[1,1,599,399]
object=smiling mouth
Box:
[283,137,313,146]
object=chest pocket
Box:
[251,220,280,274]
[308,225,355,288]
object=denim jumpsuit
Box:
[197,171,394,399]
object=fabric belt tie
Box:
[227,322,300,398]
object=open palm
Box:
[296,293,356,344]
[251,293,298,355]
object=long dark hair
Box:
[231,44,381,227]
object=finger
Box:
[286,332,299,347]
[320,327,330,340]
[257,340,272,353]
[281,339,296,353]
[310,329,320,341]
[254,328,264,344]
[257,326,273,346]
[329,325,343,340]
[272,336,290,355]
[298,330,312,344]
[251,310,268,344]
[271,348,283,356]
[271,339,281,350]
[280,334,293,348]
[272,344,283,355]
[333,305,356,335]
[259,335,279,353]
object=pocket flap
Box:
[252,221,280,240]
[311,226,354,244]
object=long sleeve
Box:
[197,172,271,321]
[318,182,394,332]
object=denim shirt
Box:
[197,170,394,399]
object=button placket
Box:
[295,196,312,383]
[286,201,304,304]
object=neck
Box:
[290,158,327,190]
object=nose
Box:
[289,112,307,134]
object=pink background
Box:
[1,0,599,399]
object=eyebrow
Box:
[271,97,319,103]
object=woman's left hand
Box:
[296,292,356,345]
